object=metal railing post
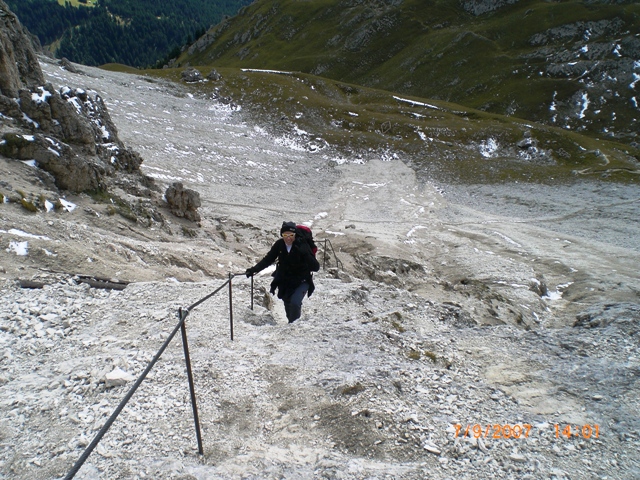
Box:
[64,273,262,479]
[323,239,328,270]
[64,314,188,480]
[228,273,234,341]
[250,274,254,311]
[179,307,204,455]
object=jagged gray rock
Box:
[181,67,203,83]
[207,68,222,81]
[59,57,82,74]
[0,3,146,193]
[0,132,108,191]
[460,0,521,16]
[164,181,201,222]
[0,0,44,98]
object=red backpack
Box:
[295,225,317,256]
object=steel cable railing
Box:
[63,273,243,479]
[63,242,342,479]
[320,238,343,271]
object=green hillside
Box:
[175,0,640,146]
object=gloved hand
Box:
[245,267,256,277]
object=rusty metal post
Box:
[250,274,254,311]
[179,307,203,455]
[323,238,328,270]
[228,273,234,341]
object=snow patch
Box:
[58,199,77,212]
[578,93,589,119]
[31,87,52,104]
[612,44,622,57]
[7,241,28,256]
[544,283,573,301]
[407,225,428,237]
[479,138,499,158]
[493,231,521,248]
[393,96,441,110]
[8,229,50,240]
[241,68,293,76]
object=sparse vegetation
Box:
[142,66,639,186]
[423,351,438,363]
[182,226,198,238]
[407,349,421,361]
[19,198,38,212]
[340,383,365,396]
[391,321,406,333]
[176,0,640,146]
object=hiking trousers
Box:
[283,282,309,323]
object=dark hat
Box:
[280,221,297,234]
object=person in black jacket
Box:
[246,221,320,323]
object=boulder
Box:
[181,67,203,83]
[165,182,201,223]
[59,57,82,74]
[207,68,222,81]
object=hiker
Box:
[245,221,320,323]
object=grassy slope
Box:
[116,64,639,186]
[176,0,640,145]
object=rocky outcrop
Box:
[2,83,144,191]
[0,132,108,191]
[60,57,82,74]
[0,0,44,98]
[165,182,201,223]
[459,0,522,16]
[0,1,146,193]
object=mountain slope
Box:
[176,0,640,145]
[2,56,639,480]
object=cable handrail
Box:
[320,238,343,271]
[63,273,244,479]
[63,240,345,478]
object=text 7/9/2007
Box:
[455,424,532,439]
[454,424,600,439]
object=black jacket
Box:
[252,238,320,298]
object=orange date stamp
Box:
[454,424,600,439]
[455,424,532,439]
